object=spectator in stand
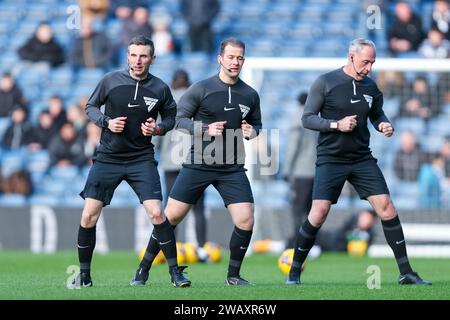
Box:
[1,169,33,196]
[115,6,153,65]
[110,0,148,20]
[46,95,67,133]
[151,12,175,57]
[1,106,33,150]
[69,16,113,69]
[388,2,424,56]
[431,0,450,41]
[394,130,427,181]
[80,0,110,22]
[67,102,88,134]
[418,153,445,208]
[83,122,101,165]
[399,76,440,120]
[119,7,152,48]
[439,135,450,179]
[17,22,65,67]
[418,27,450,59]
[48,122,87,167]
[0,72,27,118]
[181,0,220,53]
[376,70,406,99]
[28,110,56,151]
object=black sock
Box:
[290,219,320,277]
[153,219,178,271]
[139,233,160,272]
[77,225,96,275]
[227,226,252,278]
[381,215,413,275]
[140,224,178,272]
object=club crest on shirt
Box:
[239,104,250,118]
[144,96,158,112]
[363,94,373,109]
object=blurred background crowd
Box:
[0,0,449,211]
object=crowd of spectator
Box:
[1,0,450,209]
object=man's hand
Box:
[337,115,357,132]
[141,117,159,136]
[108,116,127,133]
[378,122,394,137]
[207,121,227,136]
[241,120,255,140]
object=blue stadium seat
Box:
[0,118,11,141]
[49,165,80,181]
[61,194,84,207]
[0,194,27,207]
[394,118,426,136]
[1,149,27,177]
[29,194,60,206]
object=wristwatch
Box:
[330,121,338,130]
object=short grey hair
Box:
[348,38,376,53]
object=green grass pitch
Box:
[0,251,448,300]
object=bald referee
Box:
[287,39,430,286]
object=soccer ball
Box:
[278,248,294,275]
[203,242,222,263]
[184,242,199,264]
[347,240,368,256]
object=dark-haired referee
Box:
[287,39,430,286]
[131,38,262,286]
[71,36,190,288]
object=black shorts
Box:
[312,158,389,204]
[80,159,162,206]
[170,167,254,207]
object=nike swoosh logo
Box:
[298,247,309,252]
[224,106,235,111]
[350,99,360,103]
[128,103,140,108]
[77,244,89,249]
[240,246,247,250]
[159,240,172,245]
[396,239,405,245]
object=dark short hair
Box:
[220,38,245,56]
[128,35,155,56]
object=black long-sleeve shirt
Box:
[85,69,176,163]
[176,74,262,171]
[302,68,389,164]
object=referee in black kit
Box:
[286,39,430,286]
[131,38,262,286]
[71,35,190,288]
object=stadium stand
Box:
[0,0,448,214]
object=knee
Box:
[149,207,164,224]
[81,210,100,228]
[378,197,397,220]
[236,214,254,230]
[309,205,329,227]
